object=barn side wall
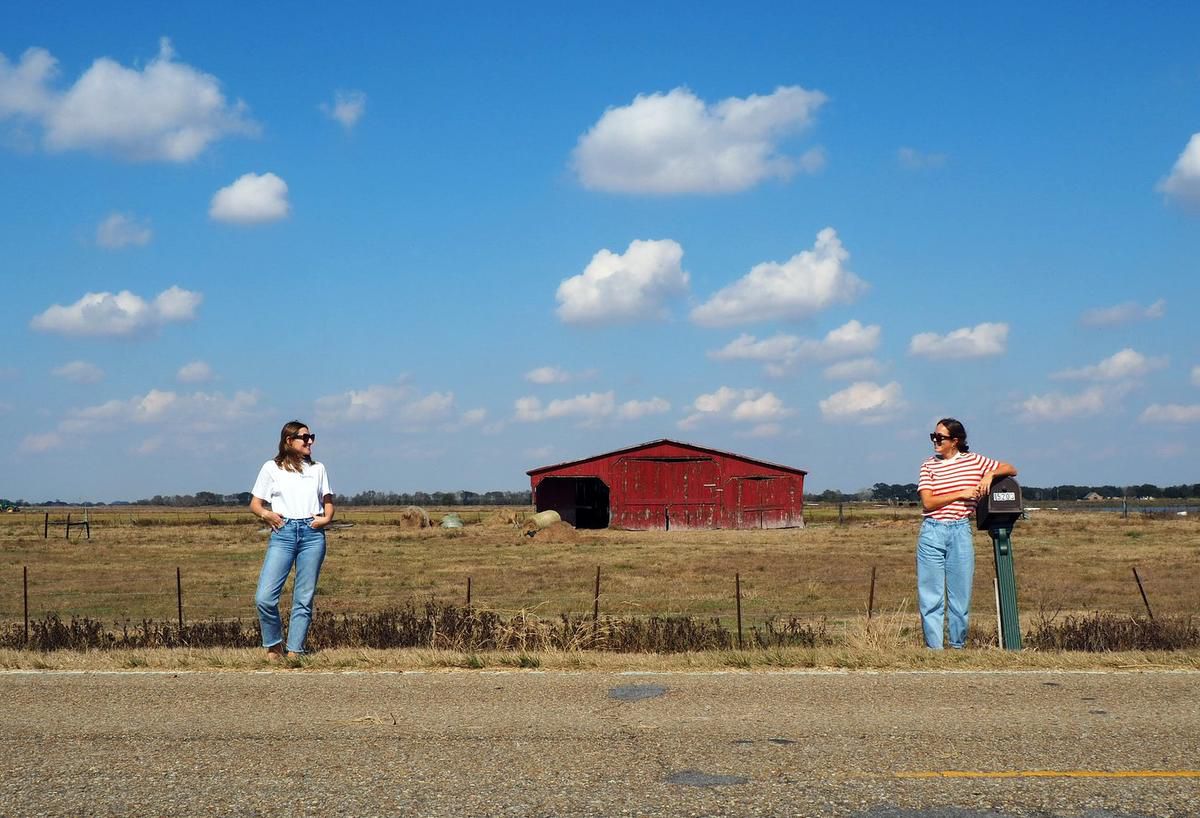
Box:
[530,441,804,531]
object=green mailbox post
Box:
[976,477,1023,650]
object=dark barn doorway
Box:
[534,477,611,528]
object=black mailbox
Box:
[975,476,1023,531]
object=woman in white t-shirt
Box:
[249,420,334,660]
[916,418,1017,649]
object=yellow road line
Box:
[897,770,1200,779]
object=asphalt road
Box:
[1,669,1197,817]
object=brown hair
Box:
[937,417,970,452]
[274,420,313,473]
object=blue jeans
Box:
[916,518,974,649]
[255,518,326,653]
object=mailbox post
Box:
[976,477,1023,650]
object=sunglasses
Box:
[929,433,955,444]
[290,433,316,444]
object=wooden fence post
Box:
[466,576,472,607]
[592,566,601,624]
[1132,566,1153,620]
[176,567,184,631]
[867,565,877,620]
[23,566,29,646]
[43,512,48,539]
[735,572,743,650]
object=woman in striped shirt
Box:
[916,418,1017,649]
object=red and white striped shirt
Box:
[918,452,999,521]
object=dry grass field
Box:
[2,504,1196,637]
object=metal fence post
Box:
[176,567,184,631]
[23,566,29,646]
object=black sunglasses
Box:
[290,433,316,444]
[929,433,955,444]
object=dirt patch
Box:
[396,506,430,529]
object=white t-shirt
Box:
[251,460,333,519]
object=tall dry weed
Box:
[843,599,920,652]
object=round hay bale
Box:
[487,509,520,527]
[396,506,430,529]
[530,520,579,543]
[528,509,561,529]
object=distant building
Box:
[1083,491,1104,501]
[527,438,807,531]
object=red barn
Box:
[527,439,806,531]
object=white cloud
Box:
[524,445,554,461]
[691,228,867,326]
[572,85,827,195]
[710,319,880,375]
[823,357,883,380]
[399,392,455,424]
[524,366,571,384]
[320,89,366,130]
[909,322,1008,359]
[135,437,163,455]
[1080,299,1165,327]
[314,380,456,427]
[96,212,151,248]
[1157,133,1200,208]
[20,432,62,453]
[1193,365,1200,387]
[1052,348,1166,382]
[731,392,790,422]
[1140,403,1200,423]
[176,360,213,383]
[514,391,668,425]
[617,397,671,420]
[51,360,104,384]
[897,147,946,170]
[740,423,783,438]
[515,391,616,424]
[30,285,201,337]
[679,386,792,429]
[1019,386,1109,421]
[59,388,259,434]
[209,172,290,224]
[460,408,487,426]
[818,381,904,424]
[556,239,689,325]
[0,39,257,161]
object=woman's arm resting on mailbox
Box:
[920,461,1018,513]
[976,461,1018,497]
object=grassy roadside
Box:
[2,645,1197,673]
[3,507,1197,628]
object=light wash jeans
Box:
[916,517,974,649]
[255,518,326,653]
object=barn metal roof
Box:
[526,438,808,477]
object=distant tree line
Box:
[334,490,532,506]
[3,483,1196,510]
[848,483,1200,504]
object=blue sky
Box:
[2,3,1199,501]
